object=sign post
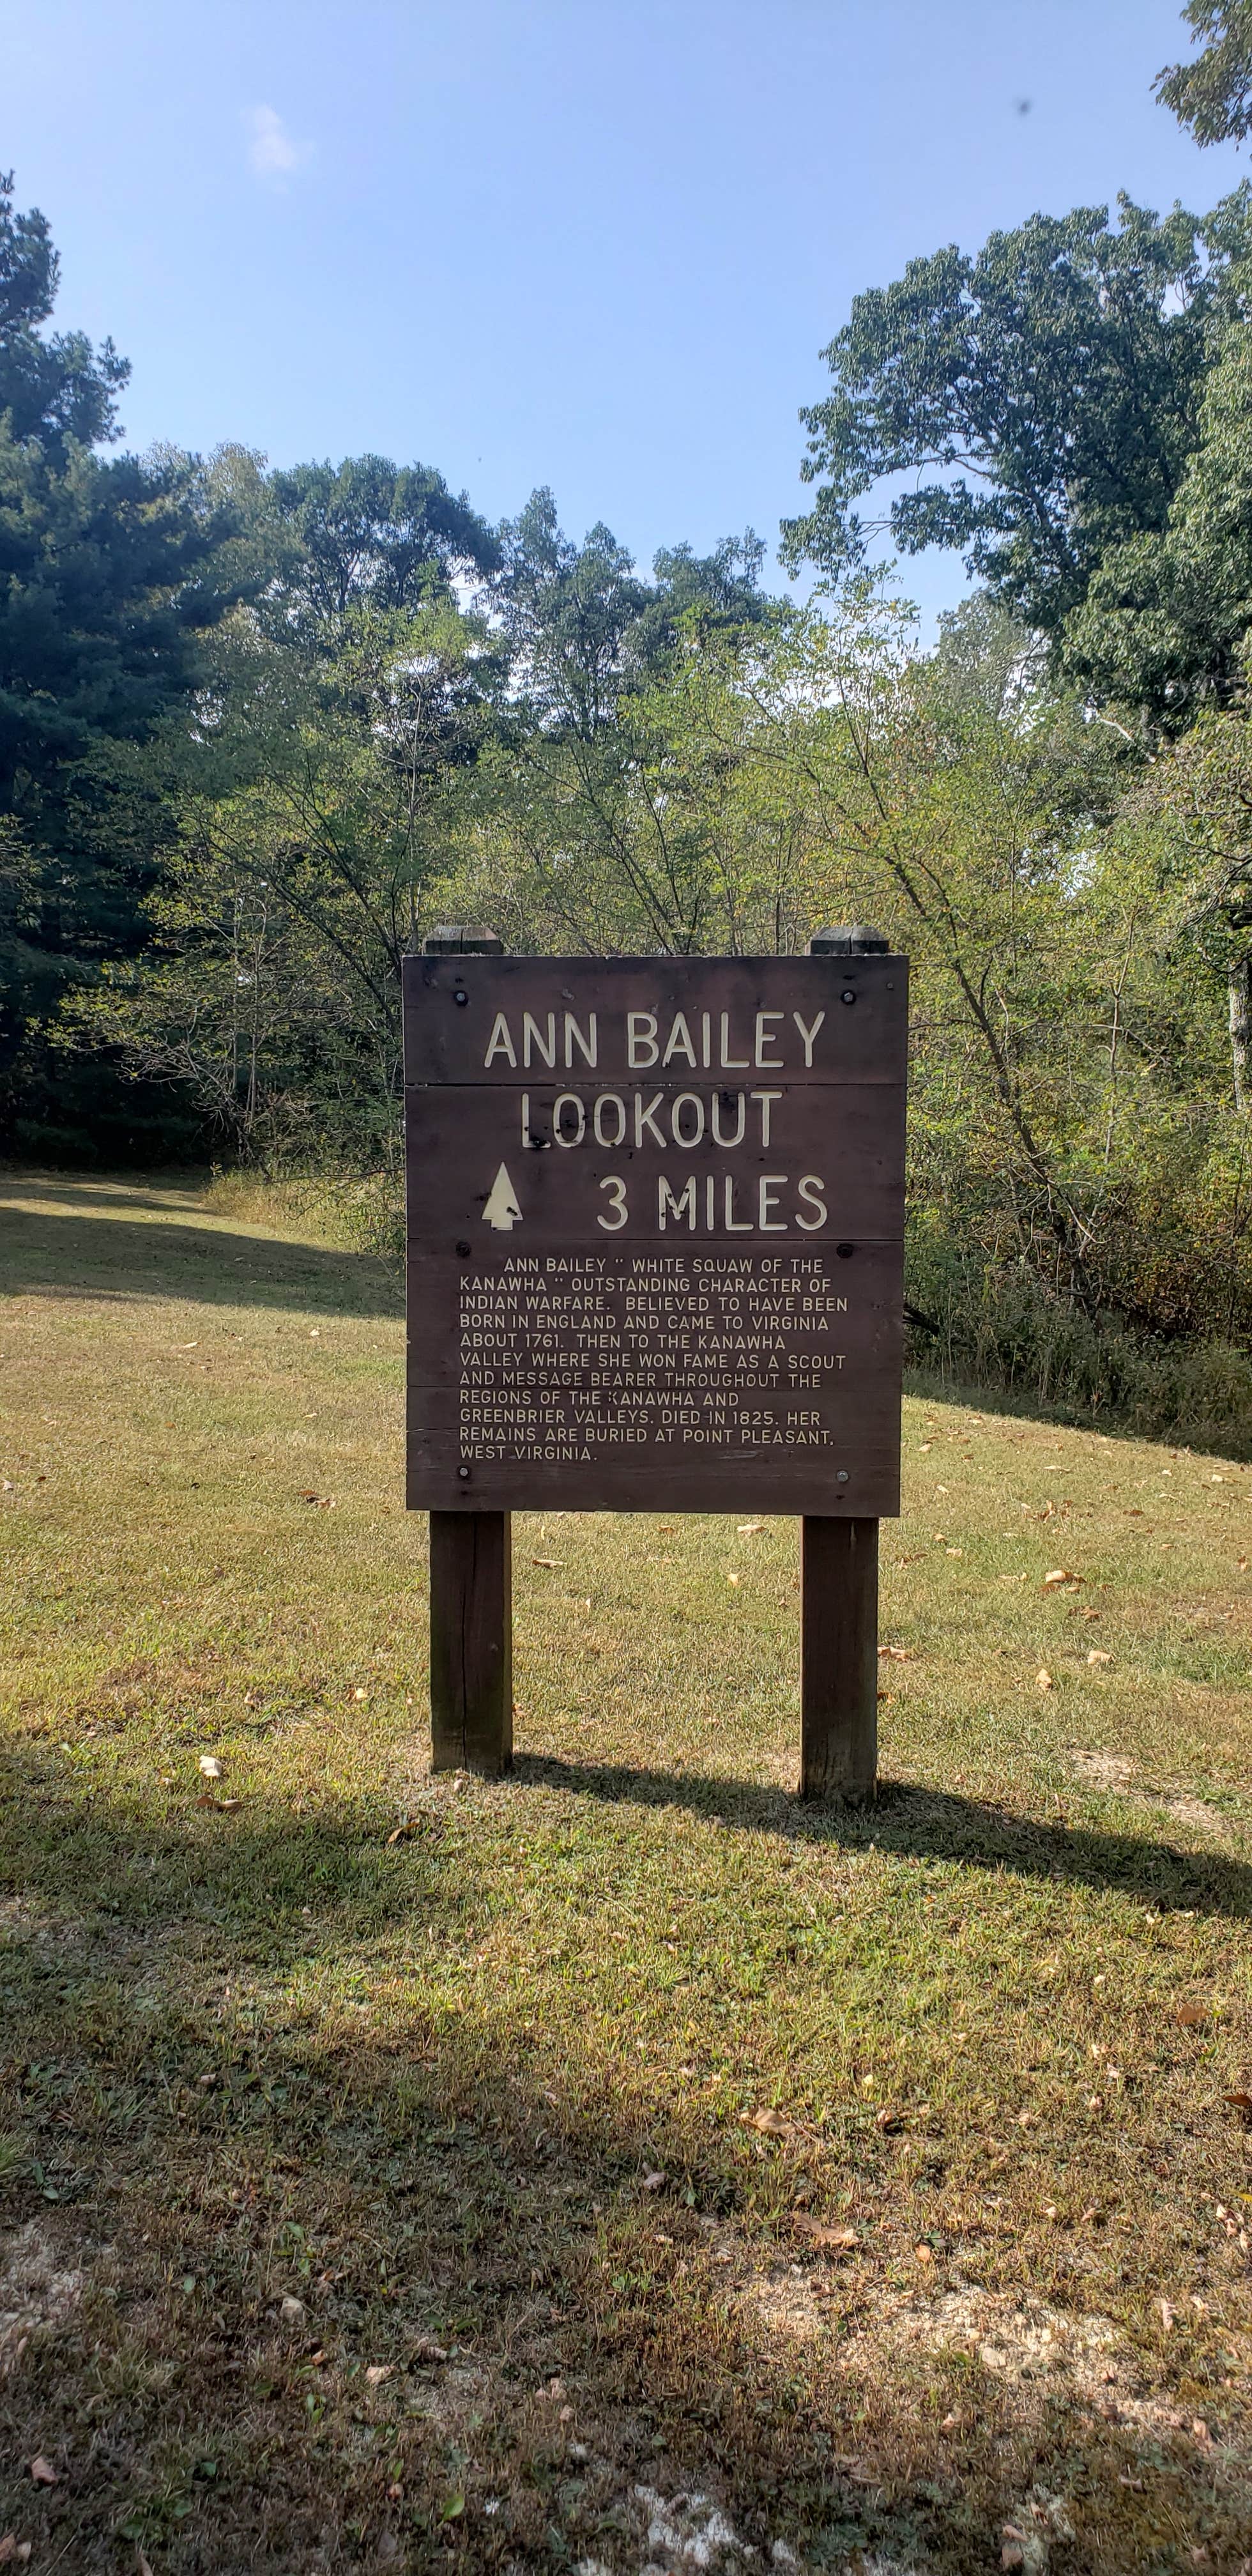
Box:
[405,928,906,1797]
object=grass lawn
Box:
[1,1170,1250,2575]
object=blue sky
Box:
[3,1,1248,621]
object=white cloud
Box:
[245,104,310,185]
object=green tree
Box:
[1065,313,1252,719]
[493,489,769,736]
[0,172,241,1153]
[1156,3,1252,145]
[84,587,505,1160]
[0,167,127,452]
[781,191,1252,641]
[266,454,499,632]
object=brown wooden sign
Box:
[404,953,906,1519]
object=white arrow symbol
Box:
[482,1163,523,1230]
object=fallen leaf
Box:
[1159,2298,1175,2332]
[386,1816,423,1846]
[745,2108,791,2136]
[791,2212,859,2250]
[299,1491,332,1507]
[1087,1648,1112,1665]
[197,1754,223,1780]
[1175,2001,1209,2027]
[874,2106,904,2134]
[280,2294,305,2324]
[919,1442,932,1452]
[411,2338,448,2363]
[1036,1668,1054,1690]
[353,1687,369,1701]
[365,2363,392,2386]
[914,2243,935,2266]
[27,2460,56,2488]
[530,1557,565,1568]
[1223,2090,1252,2127]
[737,1521,765,1535]
[1043,1567,1081,1589]
[945,1545,963,1557]
[727,1572,741,1586]
[878,1644,913,1660]
[641,2168,666,2188]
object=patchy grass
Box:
[1,1170,1250,2575]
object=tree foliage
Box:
[782,191,1252,644]
[1156,2,1252,146]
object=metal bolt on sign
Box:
[408,925,906,1799]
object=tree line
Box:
[4,3,1252,1437]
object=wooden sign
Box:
[404,953,906,1518]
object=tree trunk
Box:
[1232,954,1251,1114]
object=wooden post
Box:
[800,1514,878,1798]
[429,1510,513,1775]
[421,927,514,1779]
[799,925,889,1800]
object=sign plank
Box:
[404,953,906,1519]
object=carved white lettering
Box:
[523,1011,556,1069]
[662,1013,698,1068]
[750,1089,781,1146]
[659,1176,697,1230]
[593,1091,627,1146]
[565,1012,597,1068]
[634,1091,667,1147]
[754,1011,784,1068]
[553,1092,586,1147]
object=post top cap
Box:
[808,924,891,955]
[422,925,505,954]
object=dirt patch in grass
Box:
[0,2222,83,2375]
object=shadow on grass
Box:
[0,1747,1246,2571]
[0,1201,400,1319]
[512,1753,1252,1919]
